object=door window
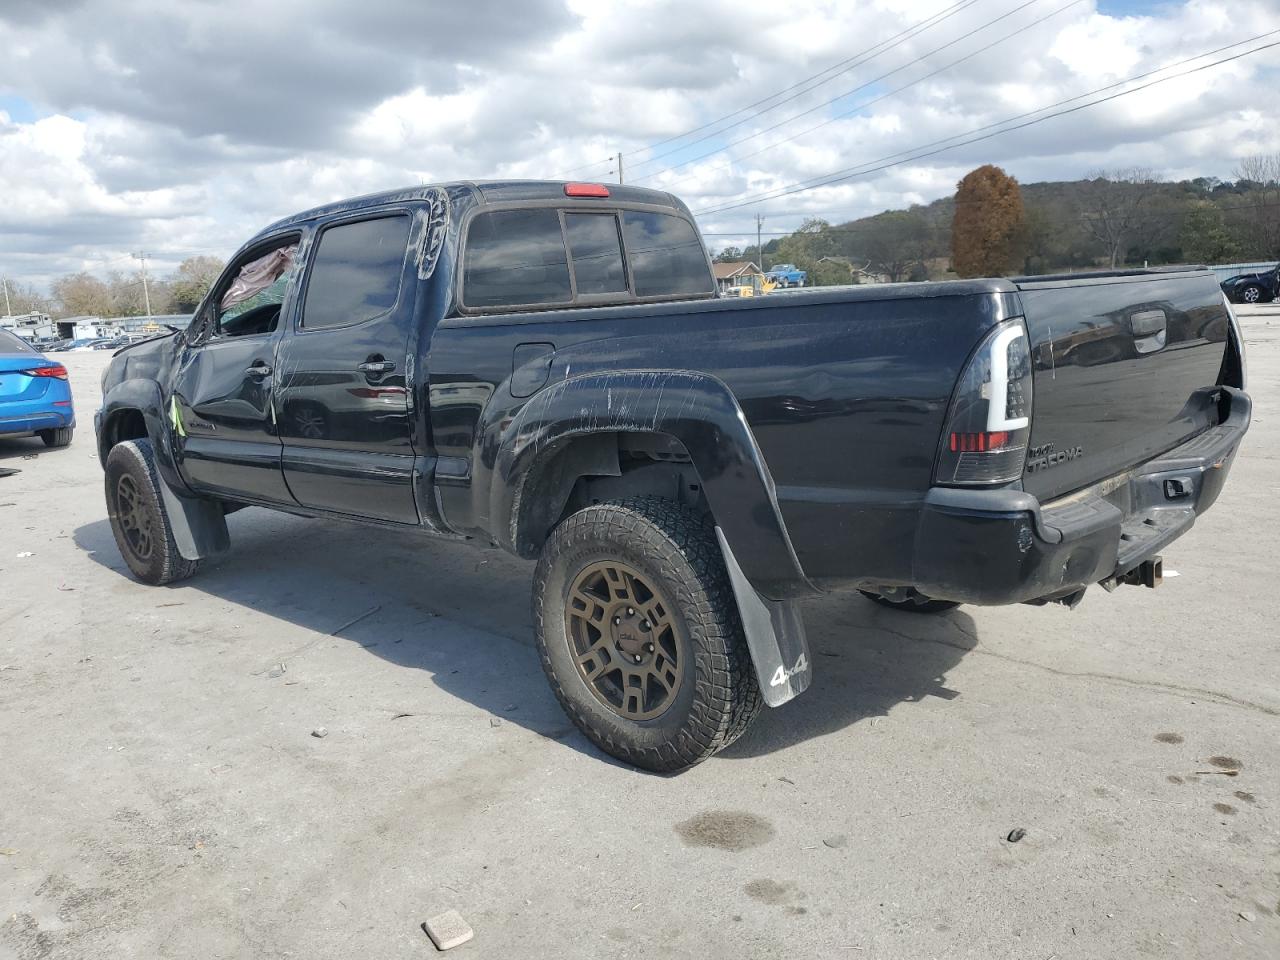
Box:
[217,242,299,338]
[302,216,412,330]
[564,213,627,296]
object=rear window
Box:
[302,215,411,329]
[622,211,713,298]
[0,329,37,354]
[464,208,572,308]
[564,213,627,296]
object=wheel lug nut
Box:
[646,643,654,652]
[613,616,621,625]
[634,654,642,663]
[626,607,634,616]
[641,621,650,630]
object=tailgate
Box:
[1017,269,1230,502]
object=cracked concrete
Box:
[1,308,1278,959]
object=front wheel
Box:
[104,439,201,585]
[533,497,762,772]
[1241,285,1262,304]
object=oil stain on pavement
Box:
[674,810,775,851]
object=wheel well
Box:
[100,408,148,459]
[512,432,710,557]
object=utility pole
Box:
[756,213,766,272]
[2,277,11,317]
[614,152,624,185]
[133,252,152,318]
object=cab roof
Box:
[257,180,684,237]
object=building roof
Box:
[712,261,762,280]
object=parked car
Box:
[0,327,75,447]
[66,338,110,352]
[765,263,807,287]
[95,181,1249,772]
[1220,262,1279,303]
[42,339,73,352]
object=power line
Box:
[634,0,1085,187]
[553,0,981,181]
[693,34,1280,218]
[624,0,986,173]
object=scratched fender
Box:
[488,368,821,603]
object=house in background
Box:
[712,260,763,293]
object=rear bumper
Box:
[0,407,75,438]
[911,386,1250,605]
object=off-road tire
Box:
[859,589,960,614]
[39,426,74,448]
[104,439,201,585]
[533,497,762,772]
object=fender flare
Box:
[491,369,819,602]
[98,380,229,561]
[489,369,818,707]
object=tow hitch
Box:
[1101,556,1163,592]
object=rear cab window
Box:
[460,204,712,312]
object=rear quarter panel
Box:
[427,284,1018,590]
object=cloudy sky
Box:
[1,0,1277,289]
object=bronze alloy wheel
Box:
[565,559,684,721]
[114,473,155,562]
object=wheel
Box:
[39,426,74,448]
[859,589,960,614]
[104,439,201,585]
[1241,285,1262,304]
[533,497,762,772]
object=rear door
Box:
[1017,269,1231,501]
[273,210,419,523]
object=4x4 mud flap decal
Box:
[716,527,811,707]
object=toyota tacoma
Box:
[95,181,1250,771]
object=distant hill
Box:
[714,166,1280,285]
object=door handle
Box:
[245,362,273,378]
[357,360,396,374]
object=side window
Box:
[564,213,626,296]
[216,241,300,338]
[621,211,713,298]
[302,215,411,330]
[463,208,571,308]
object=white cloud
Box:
[0,0,1278,282]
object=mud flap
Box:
[157,477,230,561]
[715,527,811,707]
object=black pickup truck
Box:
[96,181,1249,771]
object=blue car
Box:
[0,328,76,448]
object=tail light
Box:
[564,182,610,198]
[22,364,68,380]
[1220,293,1247,390]
[935,319,1033,486]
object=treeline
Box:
[715,153,1280,284]
[4,255,225,319]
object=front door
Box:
[171,234,301,503]
[273,211,420,523]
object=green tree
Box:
[169,256,225,313]
[1180,201,1241,264]
[951,164,1026,277]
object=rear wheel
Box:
[1241,284,1262,304]
[104,439,201,585]
[533,497,762,772]
[39,426,73,448]
[860,589,960,614]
